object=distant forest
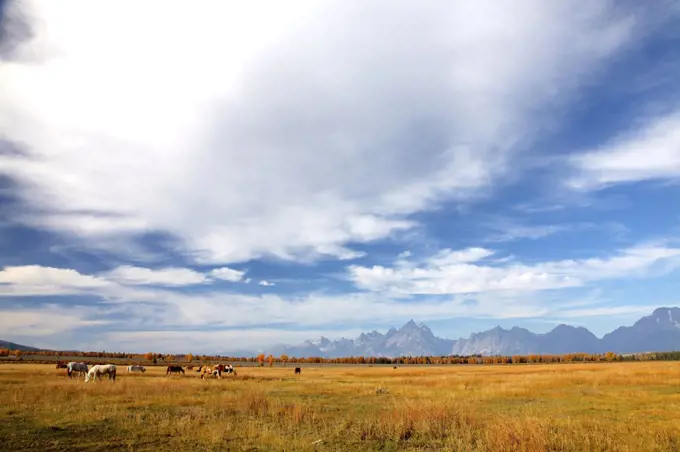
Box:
[3,348,680,365]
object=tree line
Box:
[2,348,680,364]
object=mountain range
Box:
[4,308,680,357]
[263,307,680,357]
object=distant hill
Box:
[231,307,680,358]
[0,340,41,351]
[452,307,680,356]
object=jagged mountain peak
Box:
[401,319,419,329]
[269,320,454,358]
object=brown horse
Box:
[294,367,301,374]
[166,365,185,376]
[56,362,68,369]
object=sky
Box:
[1,0,680,354]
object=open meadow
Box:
[2,362,680,451]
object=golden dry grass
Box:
[2,362,680,451]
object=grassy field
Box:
[2,362,680,451]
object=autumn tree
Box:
[267,354,274,367]
[280,354,289,366]
[257,354,265,367]
[14,349,22,358]
[187,353,193,362]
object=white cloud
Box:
[0,306,110,336]
[103,265,208,286]
[0,265,202,298]
[569,111,680,190]
[0,1,636,264]
[349,245,680,295]
[259,280,275,287]
[210,267,246,282]
[0,265,112,295]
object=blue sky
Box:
[1,1,680,353]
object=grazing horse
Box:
[166,365,185,376]
[85,364,116,382]
[127,365,146,373]
[200,364,236,379]
[200,365,221,379]
[67,362,89,379]
[294,367,301,375]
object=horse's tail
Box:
[111,369,116,381]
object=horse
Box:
[56,362,68,369]
[127,365,146,373]
[200,364,235,379]
[200,365,221,379]
[85,364,116,382]
[294,367,301,375]
[166,365,185,376]
[67,362,89,379]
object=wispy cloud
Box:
[482,221,629,243]
[484,224,571,243]
[349,244,680,296]
[103,265,209,286]
[569,111,680,190]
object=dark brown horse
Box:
[294,367,301,374]
[56,362,68,369]
[166,365,185,376]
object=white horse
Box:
[67,362,89,379]
[127,365,146,373]
[85,364,117,382]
